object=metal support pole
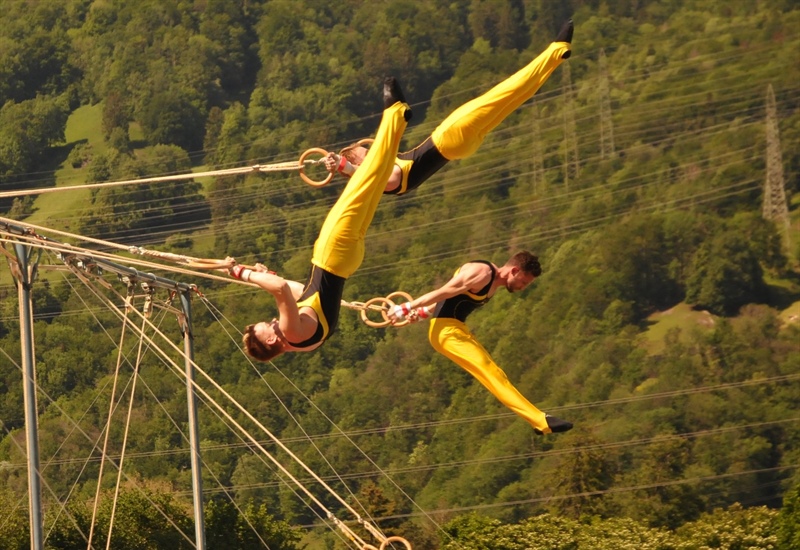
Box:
[13,243,44,550]
[179,291,206,550]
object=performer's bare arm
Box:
[387,262,492,323]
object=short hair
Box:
[506,251,541,277]
[242,324,284,362]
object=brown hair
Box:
[242,324,284,362]
[507,251,542,277]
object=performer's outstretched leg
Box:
[312,78,411,278]
[429,318,572,434]
[431,20,573,160]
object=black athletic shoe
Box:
[556,19,573,59]
[383,77,413,120]
[556,19,573,43]
[533,414,573,435]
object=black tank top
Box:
[432,260,496,322]
[288,264,345,349]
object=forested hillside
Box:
[1,1,800,548]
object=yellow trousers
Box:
[431,41,570,160]
[312,102,409,278]
[428,317,550,433]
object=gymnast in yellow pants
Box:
[388,255,573,435]
[229,79,412,361]
[326,20,573,195]
[428,319,570,434]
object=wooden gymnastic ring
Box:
[385,291,413,327]
[359,294,412,328]
[360,297,392,328]
[298,147,334,187]
[379,536,412,550]
[385,291,412,304]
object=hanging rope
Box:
[127,248,240,271]
[0,220,236,285]
[2,217,423,337]
[106,314,149,550]
[67,264,411,549]
[0,137,380,201]
[199,296,455,546]
[0,148,337,201]
[103,242,419,332]
[8,231,416,547]
[86,287,131,550]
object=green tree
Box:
[440,513,677,550]
[212,102,249,167]
[47,485,195,550]
[468,0,529,50]
[0,489,29,550]
[102,91,130,140]
[612,436,705,529]
[0,20,75,105]
[686,231,769,316]
[0,95,69,178]
[138,90,205,151]
[675,503,778,549]
[203,106,225,166]
[548,435,616,519]
[197,0,259,92]
[79,144,209,240]
[776,483,800,550]
[205,498,302,550]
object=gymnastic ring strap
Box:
[182,257,237,270]
[180,258,266,273]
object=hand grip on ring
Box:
[359,291,414,328]
[298,139,376,187]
